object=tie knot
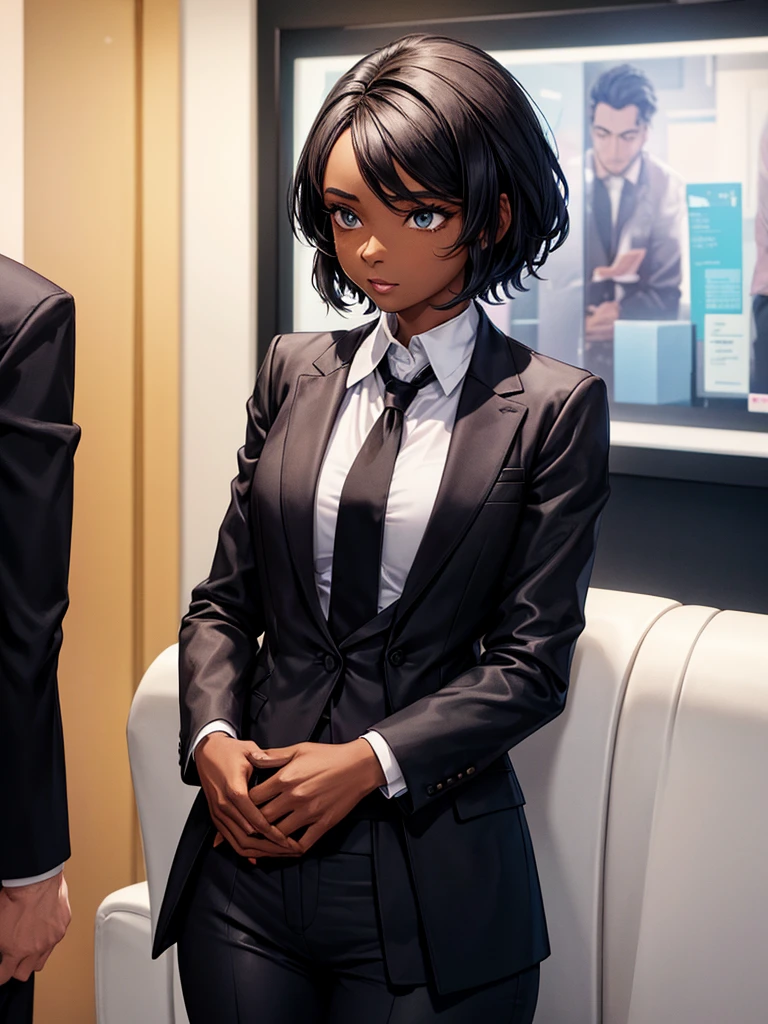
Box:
[378,355,436,414]
[384,377,418,413]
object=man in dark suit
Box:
[0,255,80,1023]
[584,64,685,392]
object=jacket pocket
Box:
[497,467,525,482]
[486,481,525,503]
[486,466,526,503]
[453,766,526,821]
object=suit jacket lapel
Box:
[394,307,527,629]
[280,320,377,646]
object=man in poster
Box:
[584,63,685,392]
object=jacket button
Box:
[388,648,404,666]
[323,654,337,672]
[427,785,436,796]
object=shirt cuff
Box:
[188,720,238,768]
[362,730,408,799]
[2,864,65,887]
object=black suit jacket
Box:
[153,305,610,993]
[0,255,79,880]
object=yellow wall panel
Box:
[24,1,180,1019]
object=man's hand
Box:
[246,740,386,857]
[593,249,646,282]
[195,733,302,860]
[0,872,71,984]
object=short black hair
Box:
[290,34,569,314]
[589,64,657,126]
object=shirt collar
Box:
[346,301,479,397]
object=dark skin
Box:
[196,127,511,862]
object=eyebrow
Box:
[592,122,641,133]
[324,187,360,202]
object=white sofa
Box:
[95,589,768,1023]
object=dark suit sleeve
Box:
[178,335,282,785]
[374,375,610,815]
[0,293,80,879]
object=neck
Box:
[393,298,471,347]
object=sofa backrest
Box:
[602,603,719,1024]
[617,609,768,1024]
[511,588,679,1024]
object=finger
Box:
[31,949,52,973]
[212,783,289,848]
[12,955,37,983]
[296,819,331,854]
[230,792,295,849]
[213,832,224,848]
[248,774,287,805]
[217,810,300,857]
[214,818,259,859]
[269,810,311,839]
[246,838,301,858]
[255,793,295,825]
[0,956,18,987]
[246,745,297,768]
[216,791,267,839]
[218,821,298,860]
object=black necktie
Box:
[327,352,437,643]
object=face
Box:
[591,102,648,176]
[322,129,469,327]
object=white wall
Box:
[180,0,257,607]
[0,0,24,262]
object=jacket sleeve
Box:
[178,335,282,784]
[620,170,684,319]
[374,374,610,815]
[0,292,80,878]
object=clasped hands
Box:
[195,734,386,863]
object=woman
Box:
[153,33,610,1023]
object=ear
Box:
[480,193,512,249]
[495,193,512,243]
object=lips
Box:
[368,278,398,294]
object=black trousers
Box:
[177,818,539,1023]
[0,978,34,1024]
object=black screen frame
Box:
[258,0,768,485]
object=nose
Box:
[359,234,385,265]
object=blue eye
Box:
[331,207,361,230]
[408,209,447,231]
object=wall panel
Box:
[24,1,180,1019]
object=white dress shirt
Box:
[191,301,480,800]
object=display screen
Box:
[291,36,768,436]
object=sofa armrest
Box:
[95,883,174,1024]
